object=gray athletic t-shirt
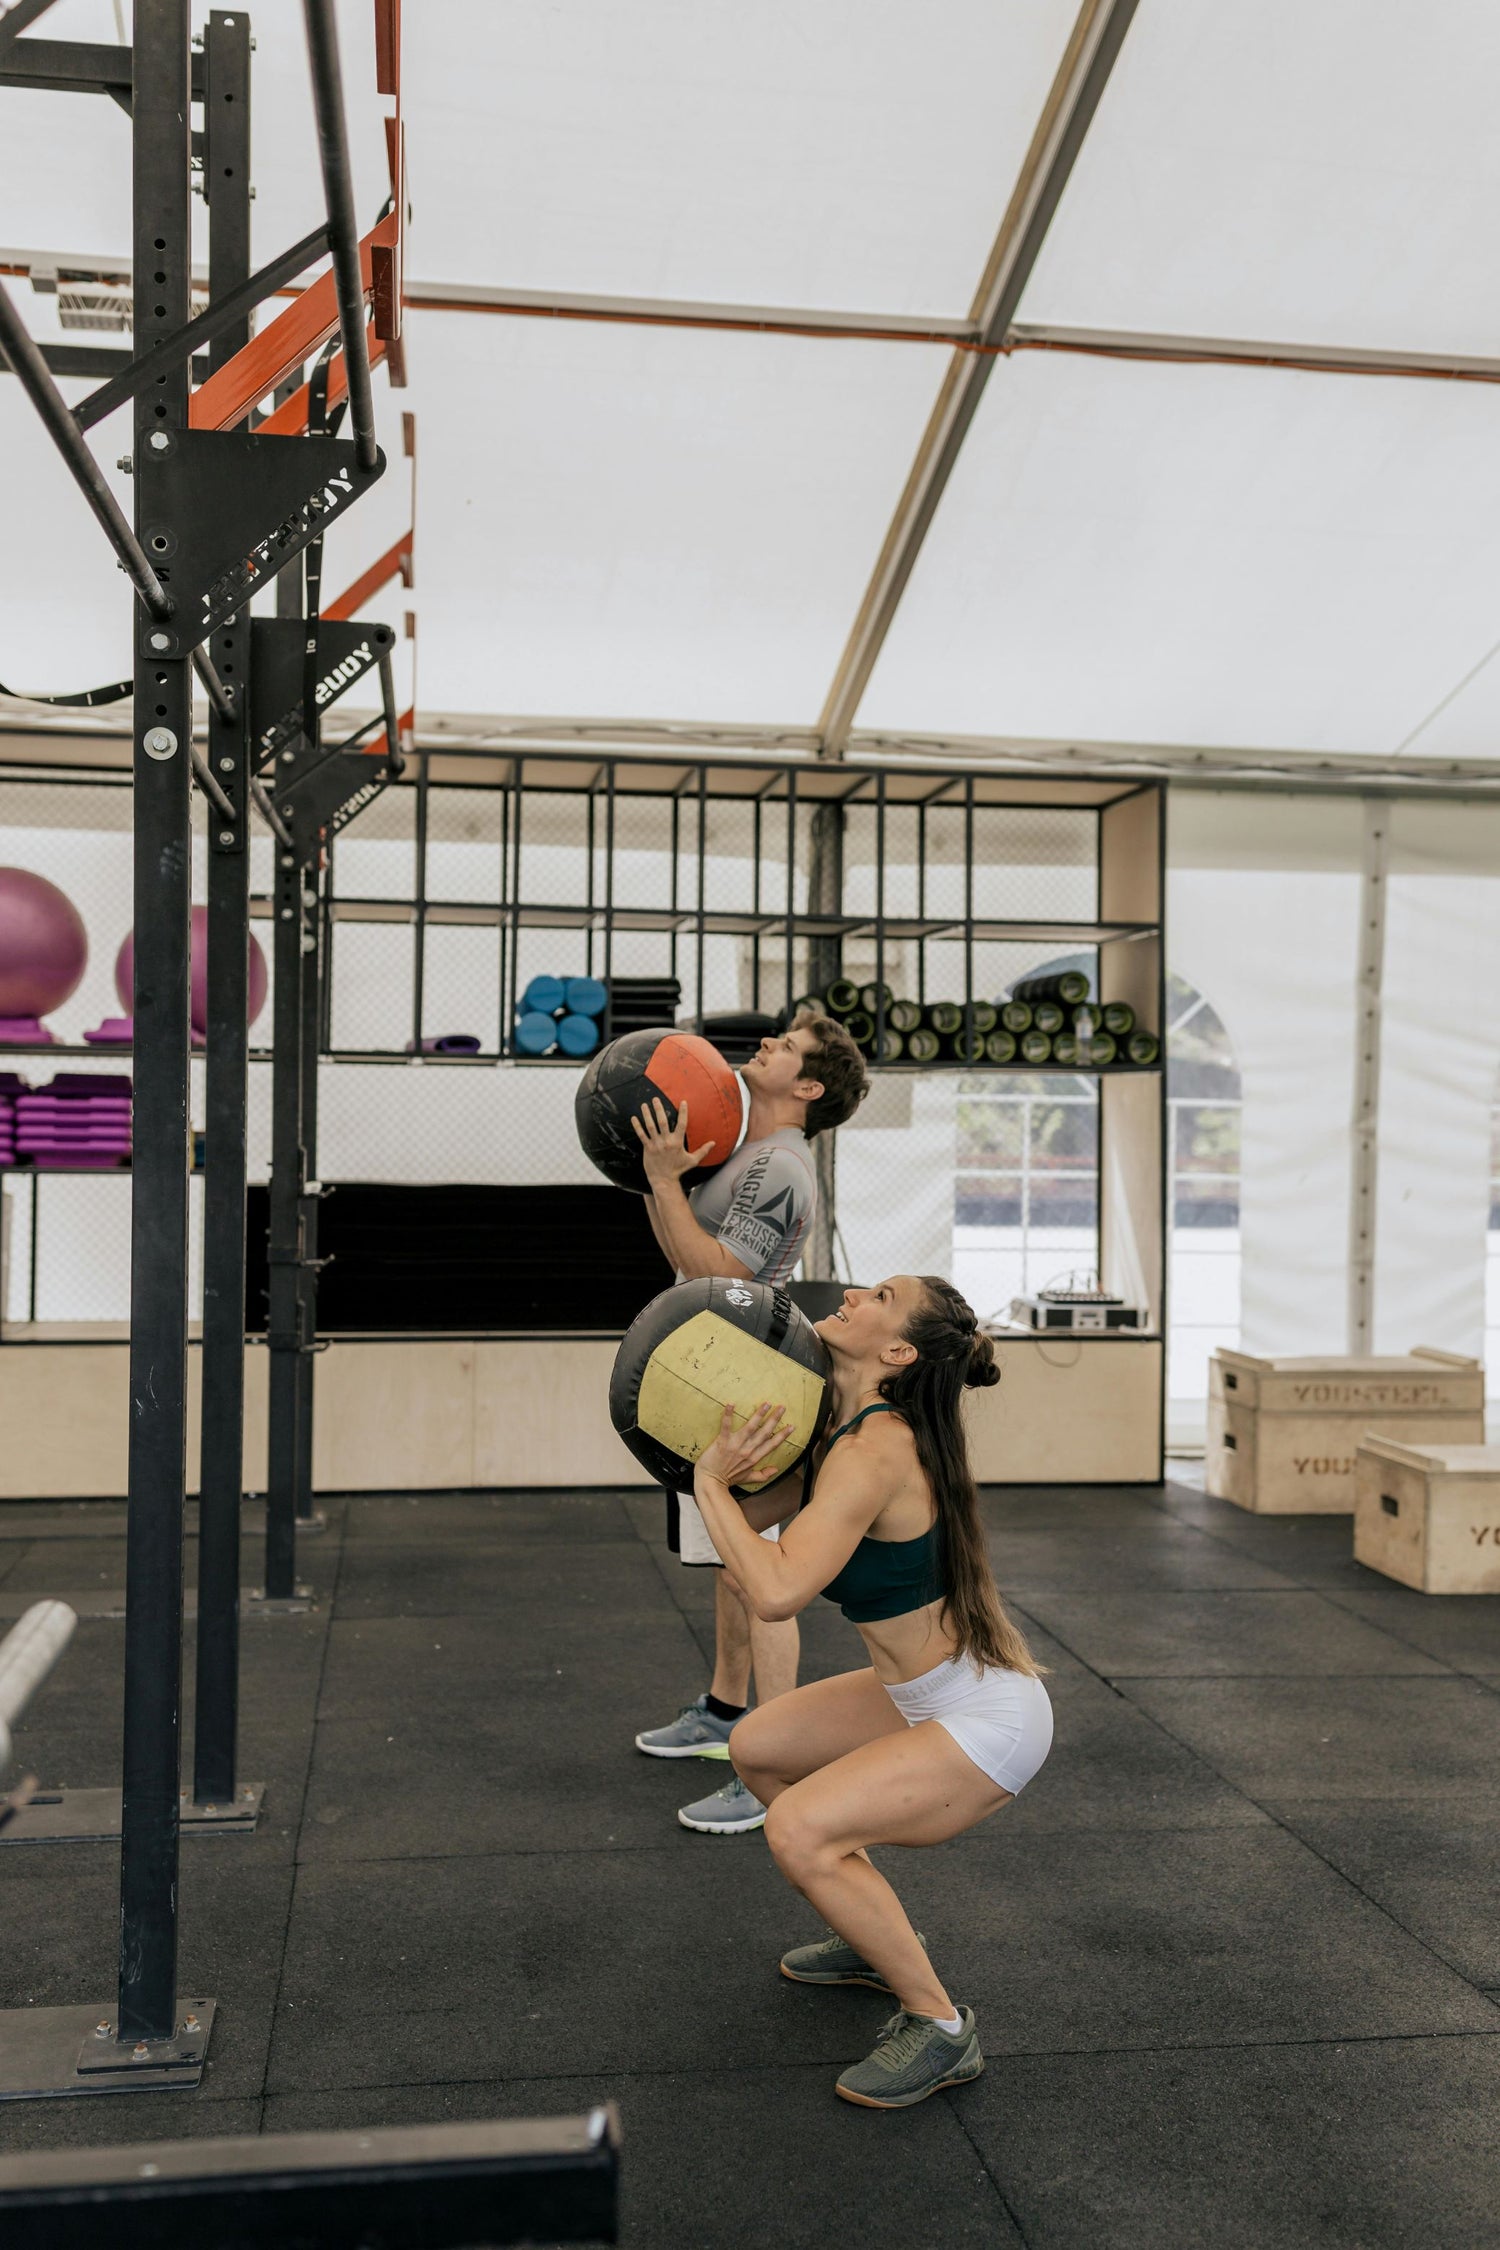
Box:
[684,1126,816,1285]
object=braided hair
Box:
[876,1277,1042,1675]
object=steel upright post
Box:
[292,353,341,1530]
[193,6,253,1807]
[195,610,251,1790]
[294,860,321,1523]
[264,532,306,1600]
[119,0,193,2045]
[804,800,844,1282]
[264,842,305,1596]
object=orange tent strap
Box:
[189,212,397,434]
[325,531,413,621]
[256,325,388,437]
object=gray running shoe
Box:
[677,1775,766,1834]
[635,1693,734,1760]
[780,1929,928,1995]
[835,2007,983,2110]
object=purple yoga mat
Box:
[17,1126,131,1141]
[25,1152,129,1170]
[17,1145,132,1159]
[47,1074,133,1096]
[17,1132,131,1147]
[17,1103,132,1119]
[16,1139,131,1150]
[83,1018,134,1045]
[17,1104,131,1118]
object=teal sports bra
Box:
[814,1404,947,1626]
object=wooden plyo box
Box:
[1355,1440,1500,1593]
[1207,1347,1485,1515]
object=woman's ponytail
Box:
[878,1279,1042,1676]
[964,1331,1001,1390]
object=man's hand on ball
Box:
[631,1095,715,1185]
[697,1400,790,1489]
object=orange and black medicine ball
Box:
[575,1028,745,1195]
[611,1276,832,1495]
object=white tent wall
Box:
[834,1073,957,1295]
[307,1060,599,1191]
[399,312,949,727]
[1021,0,1500,357]
[1166,792,1363,1396]
[858,352,1500,759]
[399,0,1079,313]
[1371,802,1500,1381]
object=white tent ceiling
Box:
[2,0,1499,771]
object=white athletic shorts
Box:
[676,1491,781,1569]
[884,1655,1053,1796]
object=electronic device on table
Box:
[1004,1269,1147,1333]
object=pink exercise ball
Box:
[115,906,269,1035]
[0,867,89,1017]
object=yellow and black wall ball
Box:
[610,1276,832,1494]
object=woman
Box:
[690,1274,1051,2110]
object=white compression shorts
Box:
[883,1656,1053,1796]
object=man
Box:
[631,1010,868,1834]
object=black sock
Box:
[705,1693,747,1724]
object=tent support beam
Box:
[7,243,1499,387]
[13,708,1500,800]
[814,0,1141,756]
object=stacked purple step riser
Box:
[10,1069,133,1165]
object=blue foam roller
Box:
[513,1010,559,1056]
[563,976,608,1019]
[520,974,567,1016]
[556,1012,600,1058]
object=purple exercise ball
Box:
[0,867,89,1017]
[115,906,269,1034]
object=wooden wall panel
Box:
[472,1340,651,1489]
[3,1333,1164,1496]
[967,1339,1163,1484]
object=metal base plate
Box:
[0,1999,215,2099]
[0,1586,319,1621]
[0,1784,263,1846]
[243,1583,317,1614]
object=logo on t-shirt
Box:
[746,1184,796,1240]
[699,1137,814,1282]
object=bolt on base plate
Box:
[0,1999,217,2100]
[0,1784,264,1846]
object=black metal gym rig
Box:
[0,0,405,2097]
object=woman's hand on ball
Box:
[632,1096,716,1185]
[698,1401,790,1487]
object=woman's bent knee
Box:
[764,1791,826,1877]
[730,1705,777,1769]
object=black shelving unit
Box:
[311,747,1166,1081]
[0,748,1168,1473]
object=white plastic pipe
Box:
[0,1601,77,1781]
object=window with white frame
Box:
[952,1072,1100,1325]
